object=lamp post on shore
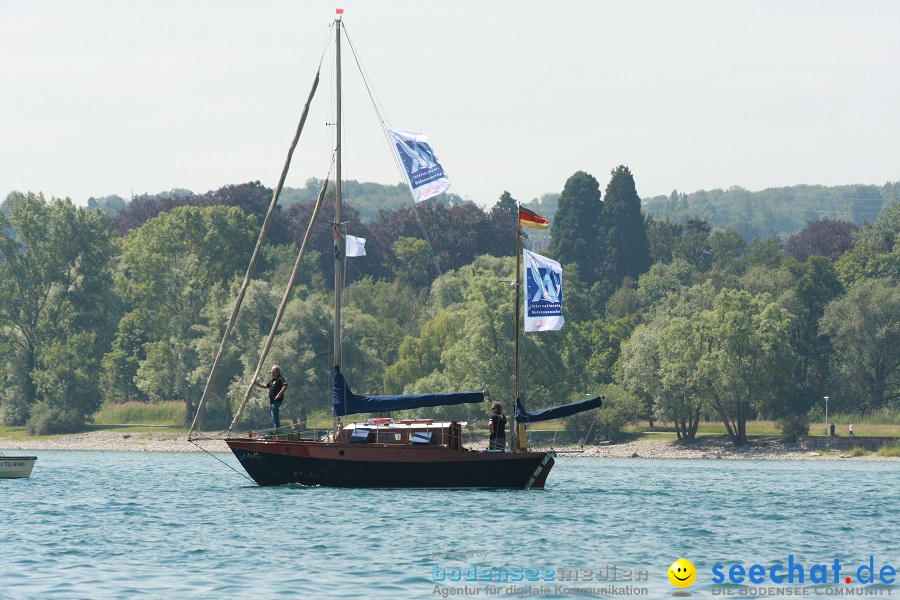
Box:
[824,396,829,434]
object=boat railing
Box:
[258,419,326,442]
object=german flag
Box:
[519,206,549,229]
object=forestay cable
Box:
[228,160,334,435]
[342,24,444,279]
[189,59,325,439]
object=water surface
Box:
[3,452,897,598]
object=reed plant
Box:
[876,444,900,457]
[93,401,184,425]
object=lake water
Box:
[2,451,897,599]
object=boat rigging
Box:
[188,11,601,488]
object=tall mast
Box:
[514,208,523,451]
[333,17,344,374]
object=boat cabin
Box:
[336,418,466,449]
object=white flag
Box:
[345,234,366,257]
[523,249,564,332]
[387,129,451,203]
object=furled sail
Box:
[514,396,603,423]
[333,367,484,417]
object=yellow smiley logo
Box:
[668,558,697,588]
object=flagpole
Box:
[514,205,522,451]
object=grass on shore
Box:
[93,401,186,425]
[876,444,900,457]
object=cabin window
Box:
[350,428,370,443]
[374,431,402,443]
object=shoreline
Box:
[2,431,898,461]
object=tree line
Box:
[2,171,898,443]
[643,182,899,240]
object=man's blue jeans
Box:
[270,401,282,429]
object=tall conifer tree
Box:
[548,171,603,284]
[601,166,652,288]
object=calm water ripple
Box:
[2,452,897,599]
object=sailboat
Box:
[188,12,602,489]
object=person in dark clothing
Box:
[254,365,287,429]
[830,422,835,437]
[488,402,507,450]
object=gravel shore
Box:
[1,431,229,453]
[2,431,897,461]
[561,437,899,461]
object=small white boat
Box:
[0,454,37,478]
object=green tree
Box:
[101,312,151,404]
[634,259,696,311]
[113,205,257,423]
[564,315,636,389]
[0,193,115,429]
[780,257,843,414]
[645,216,683,264]
[695,289,795,445]
[28,332,102,434]
[383,311,464,395]
[492,190,517,213]
[565,384,642,443]
[392,237,432,288]
[673,219,712,272]
[657,318,705,441]
[617,283,716,438]
[386,255,570,422]
[600,166,652,289]
[226,289,333,429]
[548,171,603,285]
[345,278,425,371]
[616,323,664,431]
[835,201,899,286]
[819,278,899,411]
[749,237,784,269]
[709,229,749,275]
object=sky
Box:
[2,0,899,208]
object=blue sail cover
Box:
[515,395,603,423]
[333,367,485,417]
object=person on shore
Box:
[849,422,854,436]
[830,422,835,437]
[488,402,507,450]
[254,365,287,430]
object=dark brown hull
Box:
[227,439,554,489]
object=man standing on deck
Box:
[254,365,287,430]
[488,402,507,450]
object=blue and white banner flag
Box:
[387,129,451,203]
[523,249,564,332]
